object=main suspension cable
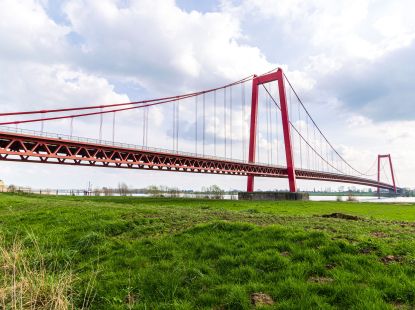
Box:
[283,73,370,177]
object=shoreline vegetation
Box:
[2,183,411,198]
[1,194,415,309]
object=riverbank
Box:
[1,194,415,309]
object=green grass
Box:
[1,194,415,309]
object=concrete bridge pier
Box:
[238,191,309,201]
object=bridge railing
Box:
[0,125,286,168]
[0,125,395,189]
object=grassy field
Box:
[1,194,415,309]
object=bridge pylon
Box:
[377,154,397,196]
[247,68,297,193]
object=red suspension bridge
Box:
[0,68,399,194]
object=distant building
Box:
[0,180,5,192]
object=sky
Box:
[0,0,414,191]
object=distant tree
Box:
[206,185,224,199]
[118,183,129,196]
[7,184,16,193]
[93,188,101,196]
[102,187,113,196]
[167,187,180,198]
[146,185,161,197]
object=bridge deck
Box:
[0,129,395,191]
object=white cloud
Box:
[0,0,70,62]
[63,0,274,94]
[0,61,129,114]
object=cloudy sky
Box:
[0,0,414,191]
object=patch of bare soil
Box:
[359,247,374,254]
[391,221,415,228]
[308,276,334,284]
[321,213,360,221]
[391,302,408,309]
[381,255,403,264]
[250,293,275,307]
[371,231,389,238]
[325,263,336,270]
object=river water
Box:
[310,196,415,203]
[44,190,415,203]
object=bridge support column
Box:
[277,70,297,192]
[247,75,258,192]
[377,154,397,196]
[246,68,297,192]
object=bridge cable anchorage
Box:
[282,73,372,177]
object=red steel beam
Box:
[247,75,259,192]
[0,131,396,191]
[276,69,297,192]
[247,68,297,193]
[377,154,397,195]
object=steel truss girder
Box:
[0,131,395,191]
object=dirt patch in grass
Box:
[391,221,415,228]
[359,248,372,254]
[391,302,408,309]
[325,263,336,270]
[308,276,334,284]
[371,231,389,238]
[250,292,274,306]
[381,255,403,264]
[321,213,360,221]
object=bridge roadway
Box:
[0,128,396,191]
